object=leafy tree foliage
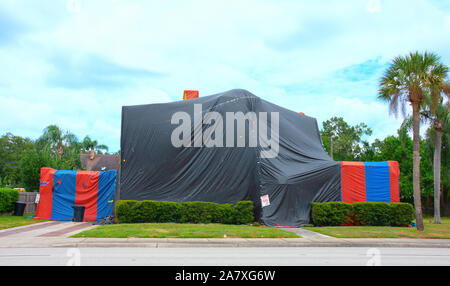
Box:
[320,117,372,161]
[0,125,109,192]
[0,133,34,186]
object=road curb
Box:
[48,239,450,248]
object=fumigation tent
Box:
[118,89,342,226]
[35,168,116,221]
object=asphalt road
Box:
[0,247,449,266]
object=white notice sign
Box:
[260,194,270,207]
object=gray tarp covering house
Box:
[117,89,341,226]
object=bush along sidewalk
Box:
[115,200,255,225]
[0,188,20,215]
[311,201,415,227]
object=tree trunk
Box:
[412,103,424,231]
[433,125,442,224]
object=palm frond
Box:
[400,117,413,132]
[379,51,450,122]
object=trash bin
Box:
[13,202,26,216]
[72,205,85,222]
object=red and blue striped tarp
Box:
[340,161,400,203]
[34,168,116,221]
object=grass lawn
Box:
[73,223,301,238]
[304,216,450,239]
[0,214,46,230]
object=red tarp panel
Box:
[388,161,400,202]
[75,171,99,220]
[34,168,56,220]
[340,161,366,203]
[183,90,199,100]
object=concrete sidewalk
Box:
[51,237,450,248]
[1,236,449,248]
[0,221,97,241]
[0,222,449,248]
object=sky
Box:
[1,0,449,152]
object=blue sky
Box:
[1,0,449,152]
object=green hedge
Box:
[390,203,415,226]
[353,202,392,226]
[235,201,254,224]
[0,188,20,214]
[311,202,353,226]
[311,201,414,227]
[116,200,254,225]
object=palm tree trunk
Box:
[433,125,442,224]
[412,104,424,231]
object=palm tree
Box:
[81,136,109,154]
[36,125,79,159]
[378,51,449,231]
[422,100,450,224]
[429,80,450,224]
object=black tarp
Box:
[118,89,340,226]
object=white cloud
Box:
[0,0,449,152]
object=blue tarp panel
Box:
[51,170,77,221]
[364,161,391,202]
[97,170,116,220]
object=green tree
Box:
[35,125,82,170]
[378,51,449,231]
[0,133,35,187]
[36,125,79,159]
[20,149,51,192]
[320,117,372,161]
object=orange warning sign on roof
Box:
[183,90,199,100]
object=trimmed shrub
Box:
[115,200,254,225]
[180,201,221,223]
[310,201,415,227]
[154,201,182,222]
[0,188,20,214]
[235,201,254,224]
[134,200,158,223]
[353,202,392,226]
[115,200,139,223]
[390,203,415,226]
[311,202,353,226]
[213,203,237,224]
[116,200,182,223]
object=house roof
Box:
[80,153,120,171]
